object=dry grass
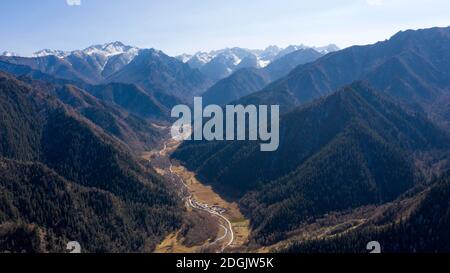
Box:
[171,165,251,248]
[154,231,198,253]
[140,151,158,161]
[149,138,251,252]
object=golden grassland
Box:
[147,138,251,252]
[171,165,251,249]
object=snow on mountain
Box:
[180,44,339,79]
[313,44,340,54]
[4,42,339,82]
[232,55,242,65]
[275,45,309,59]
[176,54,193,63]
[81,41,139,58]
[33,49,70,58]
[257,58,271,68]
[186,52,215,69]
[32,42,139,61]
[182,44,339,71]
[28,42,141,76]
[257,45,283,61]
[1,51,19,57]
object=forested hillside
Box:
[281,173,450,253]
[238,27,450,127]
[174,82,450,244]
[0,61,173,151]
[0,71,182,252]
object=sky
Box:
[1,0,450,56]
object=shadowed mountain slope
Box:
[174,82,450,244]
[0,71,182,252]
[202,49,323,105]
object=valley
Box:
[1,22,450,254]
[146,138,251,253]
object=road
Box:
[157,140,235,253]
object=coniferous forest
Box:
[0,8,450,254]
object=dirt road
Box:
[149,139,250,253]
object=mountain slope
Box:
[0,59,180,121]
[281,173,450,253]
[173,82,450,244]
[265,48,324,80]
[106,49,212,102]
[86,83,169,119]
[29,42,139,79]
[1,43,208,103]
[198,48,256,80]
[0,158,179,253]
[239,26,450,126]
[62,42,140,82]
[50,84,165,151]
[3,72,166,152]
[182,45,338,80]
[0,55,90,83]
[0,71,182,252]
[202,49,323,105]
[202,68,271,105]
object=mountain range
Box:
[0,42,339,106]
[1,42,139,83]
[178,44,339,80]
[237,27,450,127]
[174,81,450,244]
[0,43,211,103]
[0,71,182,252]
[1,26,450,253]
[173,26,450,246]
[202,48,324,105]
[0,59,182,149]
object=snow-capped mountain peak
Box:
[82,41,139,57]
[192,52,214,64]
[179,44,339,69]
[33,49,69,58]
[313,44,340,54]
[176,43,339,80]
[21,42,143,78]
[176,53,193,63]
[31,42,139,60]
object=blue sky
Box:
[1,0,450,56]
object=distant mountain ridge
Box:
[105,49,212,101]
[1,51,18,57]
[2,42,139,83]
[24,41,138,60]
[202,48,324,105]
[238,26,450,128]
[0,42,339,103]
[0,43,212,103]
[178,44,339,80]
